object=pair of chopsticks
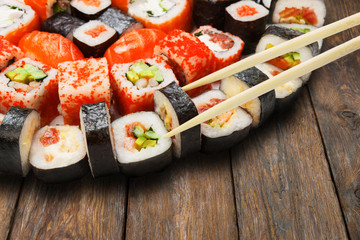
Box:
[163,12,360,139]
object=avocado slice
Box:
[148,66,164,83]
[23,64,47,81]
[126,70,140,84]
[139,69,155,79]
[130,61,149,73]
[6,68,30,84]
[142,139,157,148]
[135,136,147,151]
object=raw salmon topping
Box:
[237,5,258,17]
[279,7,317,25]
[40,128,60,147]
[85,25,107,38]
[78,0,101,7]
[198,98,234,128]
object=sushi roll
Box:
[192,90,252,153]
[257,63,303,110]
[154,29,216,97]
[104,28,166,68]
[0,113,4,124]
[97,7,144,37]
[18,31,84,69]
[154,82,201,159]
[80,101,119,178]
[0,36,24,71]
[192,0,237,29]
[57,57,111,125]
[255,26,319,82]
[0,58,60,125]
[70,0,111,21]
[73,20,118,58]
[29,125,89,183]
[251,0,272,9]
[224,0,269,54]
[0,106,40,177]
[0,0,41,45]
[112,111,172,177]
[24,0,71,22]
[127,0,192,33]
[193,25,244,70]
[41,12,86,40]
[110,56,178,115]
[220,66,276,127]
[272,0,326,27]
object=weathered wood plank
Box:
[231,90,348,239]
[307,0,360,238]
[0,175,22,239]
[8,173,127,240]
[125,151,238,240]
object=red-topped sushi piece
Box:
[0,36,24,71]
[279,7,317,25]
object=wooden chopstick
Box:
[163,35,360,139]
[182,12,360,92]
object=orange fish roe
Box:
[79,0,101,7]
[40,128,60,147]
[85,25,107,38]
[237,5,259,17]
[197,98,225,114]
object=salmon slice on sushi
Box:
[112,111,172,176]
[110,56,178,115]
[0,36,24,71]
[0,0,41,45]
[0,106,40,177]
[18,31,84,69]
[30,125,89,183]
[24,0,71,23]
[57,57,111,126]
[70,0,111,21]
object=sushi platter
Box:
[0,0,359,238]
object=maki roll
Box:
[24,0,71,22]
[192,0,237,29]
[80,102,118,178]
[0,0,41,45]
[192,90,252,153]
[154,29,216,97]
[257,63,303,110]
[220,66,276,127]
[272,0,326,27]
[41,12,86,40]
[58,57,111,125]
[0,58,60,125]
[110,56,178,115]
[251,0,272,9]
[29,125,89,183]
[154,82,201,158]
[0,106,40,177]
[70,0,111,21]
[112,111,172,176]
[97,7,144,37]
[224,0,269,54]
[127,0,192,33]
[73,20,118,58]
[0,36,24,71]
[193,25,244,70]
[256,26,319,82]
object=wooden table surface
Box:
[1,0,359,239]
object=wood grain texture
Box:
[307,0,360,238]
[9,173,127,240]
[231,90,348,239]
[0,175,22,239]
[125,151,238,240]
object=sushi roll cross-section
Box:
[0,36,24,71]
[71,0,111,21]
[112,111,172,176]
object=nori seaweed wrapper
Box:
[193,0,237,30]
[97,7,143,36]
[41,12,85,38]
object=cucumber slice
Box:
[149,66,164,83]
[132,126,144,138]
[144,130,160,140]
[130,61,149,73]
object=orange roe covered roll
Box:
[154,29,216,97]
[0,58,59,125]
[0,36,24,71]
[127,0,192,33]
[110,56,178,115]
[58,57,111,125]
[18,31,85,69]
[0,0,40,45]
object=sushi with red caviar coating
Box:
[0,36,24,71]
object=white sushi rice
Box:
[192,90,252,138]
[112,111,171,164]
[70,0,110,15]
[272,0,326,27]
[30,125,86,170]
[226,0,269,22]
[0,0,38,36]
[73,20,116,47]
[49,115,64,126]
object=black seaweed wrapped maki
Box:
[0,106,40,177]
[80,101,119,178]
